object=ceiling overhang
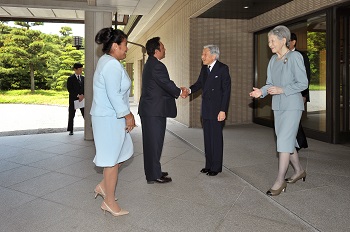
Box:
[0,0,298,45]
[0,0,296,24]
[198,0,294,19]
[0,0,160,24]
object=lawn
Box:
[0,86,325,106]
[0,90,69,106]
[309,84,326,90]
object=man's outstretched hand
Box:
[180,87,189,98]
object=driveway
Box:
[0,104,84,136]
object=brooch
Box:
[283,58,288,64]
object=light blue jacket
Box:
[90,54,131,118]
[260,51,308,111]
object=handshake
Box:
[180,87,190,98]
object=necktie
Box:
[207,66,211,75]
[77,75,81,83]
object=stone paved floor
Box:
[0,104,349,231]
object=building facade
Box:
[125,0,350,144]
[1,0,349,144]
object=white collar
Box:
[208,60,217,71]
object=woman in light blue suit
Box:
[90,28,136,216]
[250,25,308,196]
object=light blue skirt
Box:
[274,110,302,153]
[92,116,133,167]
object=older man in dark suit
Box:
[138,37,187,184]
[67,63,84,135]
[189,45,231,176]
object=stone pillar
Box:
[125,63,134,98]
[84,11,112,140]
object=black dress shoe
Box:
[200,168,210,173]
[69,131,73,135]
[161,172,168,177]
[207,171,218,176]
[147,176,172,184]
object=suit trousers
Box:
[296,123,308,151]
[67,102,84,132]
[202,119,224,172]
[140,116,166,181]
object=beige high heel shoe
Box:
[101,201,129,217]
[285,171,306,183]
[266,181,287,196]
[94,184,118,201]
[94,184,105,199]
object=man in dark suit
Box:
[67,63,84,135]
[290,33,310,103]
[289,33,310,150]
[188,45,231,176]
[138,37,187,184]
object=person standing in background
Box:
[288,33,310,152]
[67,63,84,135]
[289,33,311,103]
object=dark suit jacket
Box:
[67,74,84,102]
[138,56,181,118]
[190,61,231,119]
[296,49,310,102]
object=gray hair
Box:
[204,44,220,60]
[268,25,291,47]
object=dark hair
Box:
[73,63,83,69]
[145,37,161,56]
[290,33,298,48]
[95,27,128,53]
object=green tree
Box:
[59,26,74,48]
[54,44,84,91]
[0,28,48,92]
[14,21,44,30]
[46,26,84,91]
[40,34,63,90]
[307,32,326,85]
[0,21,11,34]
[0,23,84,91]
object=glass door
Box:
[254,14,329,138]
[293,16,327,134]
[338,8,350,143]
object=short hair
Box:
[145,37,161,56]
[95,27,128,53]
[73,63,83,69]
[268,25,291,47]
[204,45,220,60]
